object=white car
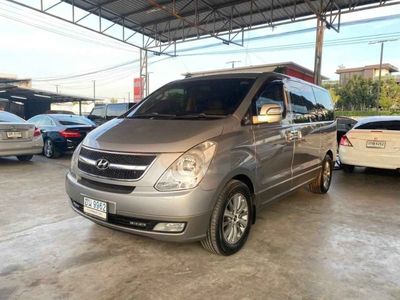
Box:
[339,116,400,172]
[0,111,43,161]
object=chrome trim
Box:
[79,156,147,171]
[81,145,157,156]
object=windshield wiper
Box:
[175,113,226,119]
[127,112,177,119]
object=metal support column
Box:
[139,49,148,99]
[313,17,325,86]
[79,100,82,116]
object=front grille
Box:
[78,147,156,180]
[78,177,135,194]
[72,200,157,231]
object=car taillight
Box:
[340,135,353,147]
[33,127,41,137]
[60,130,81,138]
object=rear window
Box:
[53,115,94,126]
[354,120,400,131]
[0,111,25,123]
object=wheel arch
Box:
[232,174,257,224]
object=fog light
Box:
[153,222,185,233]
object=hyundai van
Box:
[66,73,336,255]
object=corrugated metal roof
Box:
[62,0,392,44]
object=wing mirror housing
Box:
[252,104,283,124]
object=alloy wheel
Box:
[222,193,249,244]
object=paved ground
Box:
[1,155,399,300]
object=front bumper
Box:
[65,172,214,242]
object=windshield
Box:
[53,115,95,126]
[126,78,255,119]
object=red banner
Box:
[133,77,144,101]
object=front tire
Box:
[309,154,333,194]
[201,180,252,256]
[43,139,60,158]
[17,155,33,161]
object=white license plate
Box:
[83,197,107,220]
[7,131,22,138]
[366,140,386,149]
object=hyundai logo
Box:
[96,159,110,170]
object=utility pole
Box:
[313,16,325,86]
[128,92,130,103]
[55,84,59,94]
[369,38,398,110]
[226,60,241,68]
[93,80,96,102]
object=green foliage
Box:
[379,77,400,110]
[335,110,400,117]
[336,76,378,110]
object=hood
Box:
[83,118,224,153]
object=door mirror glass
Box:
[253,104,282,124]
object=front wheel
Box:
[201,180,252,256]
[309,154,333,194]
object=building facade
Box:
[336,64,399,86]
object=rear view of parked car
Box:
[0,111,43,161]
[339,116,400,172]
[88,103,136,126]
[66,73,336,255]
[28,114,96,158]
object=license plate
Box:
[83,197,107,220]
[7,131,22,138]
[366,140,386,149]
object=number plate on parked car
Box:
[7,131,22,138]
[366,140,386,149]
[83,197,107,220]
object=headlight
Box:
[155,141,216,191]
[70,144,81,176]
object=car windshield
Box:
[52,115,95,126]
[0,111,25,123]
[126,78,255,119]
[355,119,400,131]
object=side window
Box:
[312,87,334,121]
[39,117,54,126]
[253,82,285,116]
[91,106,106,118]
[288,82,317,123]
[106,104,128,118]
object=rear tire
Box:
[43,139,60,159]
[309,154,333,194]
[17,155,33,161]
[342,164,354,173]
[201,180,252,256]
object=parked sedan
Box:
[28,114,96,158]
[339,116,400,172]
[0,111,43,161]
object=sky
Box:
[0,0,400,101]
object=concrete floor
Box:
[1,156,400,300]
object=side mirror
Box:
[253,104,283,124]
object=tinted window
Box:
[312,87,334,121]
[128,78,255,118]
[355,120,400,131]
[0,111,25,123]
[106,104,128,118]
[91,106,106,118]
[288,82,317,123]
[253,82,285,116]
[52,115,95,126]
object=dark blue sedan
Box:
[28,114,96,158]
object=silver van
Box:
[66,73,336,255]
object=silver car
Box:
[0,111,43,161]
[66,73,337,255]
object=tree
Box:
[336,76,378,110]
[379,77,400,110]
